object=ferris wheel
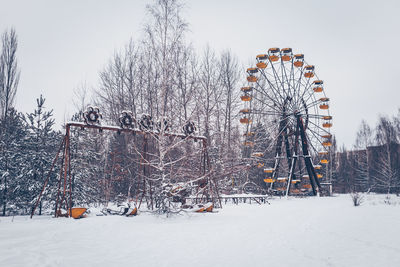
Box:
[240,48,332,196]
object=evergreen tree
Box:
[0,108,28,215]
[24,95,60,214]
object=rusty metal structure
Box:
[31,108,220,218]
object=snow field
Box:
[1,194,400,267]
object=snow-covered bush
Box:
[351,192,364,206]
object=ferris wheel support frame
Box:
[271,114,321,196]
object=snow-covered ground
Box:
[1,194,400,267]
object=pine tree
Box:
[24,95,60,214]
[0,108,28,215]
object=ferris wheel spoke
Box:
[305,132,320,158]
[269,62,290,102]
[298,70,315,102]
[300,100,323,111]
[258,70,285,106]
[249,110,286,116]
[306,114,330,121]
[280,61,291,99]
[294,80,310,110]
[252,84,282,108]
[306,126,329,153]
[289,59,297,100]
[307,119,331,136]
[281,60,296,101]
[250,93,283,113]
[260,66,288,104]
[291,65,305,106]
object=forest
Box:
[1,0,400,216]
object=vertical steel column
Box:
[298,116,321,195]
[286,117,300,197]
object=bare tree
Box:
[144,0,188,118]
[0,28,20,121]
[97,41,139,123]
[197,45,221,142]
[394,108,400,142]
[373,155,399,194]
[353,120,373,192]
[373,116,400,194]
[0,28,20,216]
[219,50,240,157]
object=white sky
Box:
[1,0,400,148]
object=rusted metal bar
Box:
[30,136,66,218]
[61,127,70,215]
[66,122,207,141]
[66,125,72,217]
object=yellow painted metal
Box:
[128,207,138,216]
[244,141,254,147]
[69,207,87,219]
[205,204,213,212]
[291,189,301,194]
[252,152,264,157]
[320,159,329,164]
[314,164,322,170]
[247,75,258,82]
[269,55,279,62]
[322,141,332,147]
[313,86,323,92]
[281,48,292,61]
[195,207,205,212]
[294,61,304,67]
[304,72,314,78]
[240,118,251,124]
[323,122,333,128]
[241,95,252,101]
[263,168,274,173]
[319,104,329,110]
[256,62,267,69]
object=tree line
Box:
[333,115,400,194]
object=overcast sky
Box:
[1,0,399,147]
